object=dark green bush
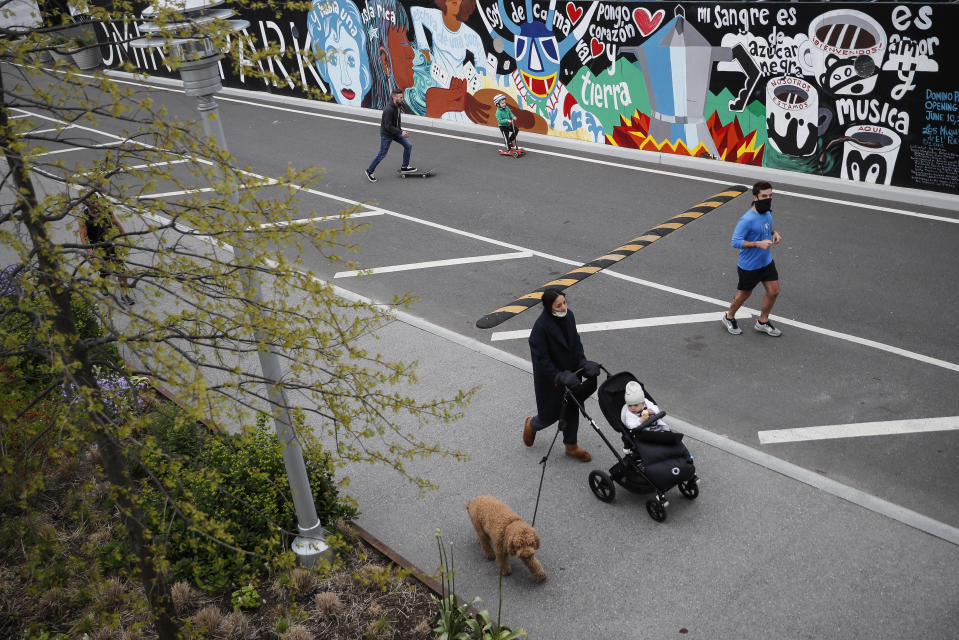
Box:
[141,404,357,592]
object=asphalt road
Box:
[5,65,958,638]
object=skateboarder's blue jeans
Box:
[368,134,412,172]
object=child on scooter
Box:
[493,94,519,152]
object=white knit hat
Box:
[623,381,645,405]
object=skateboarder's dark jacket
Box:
[380,101,403,138]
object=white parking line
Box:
[758,417,959,444]
[30,125,78,135]
[139,180,276,200]
[334,251,532,278]
[138,187,215,199]
[113,159,194,172]
[491,312,720,341]
[76,158,194,177]
[257,210,384,229]
[30,141,123,157]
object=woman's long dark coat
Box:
[528,308,586,424]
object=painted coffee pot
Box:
[623,6,755,158]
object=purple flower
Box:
[61,375,150,415]
[0,264,23,297]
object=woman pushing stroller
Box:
[523,289,600,462]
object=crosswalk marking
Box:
[758,417,959,444]
[490,312,720,341]
[334,251,532,278]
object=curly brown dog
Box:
[465,495,546,582]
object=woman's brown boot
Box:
[564,443,591,462]
[523,417,536,446]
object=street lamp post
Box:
[132,0,331,566]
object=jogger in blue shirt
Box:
[721,181,784,337]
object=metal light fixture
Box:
[133,0,247,96]
[131,1,333,567]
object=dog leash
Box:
[530,395,567,529]
[531,427,561,528]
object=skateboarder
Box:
[365,88,416,182]
[494,94,519,152]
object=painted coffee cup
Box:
[765,76,832,157]
[798,9,886,96]
[840,124,900,185]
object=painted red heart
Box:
[566,2,582,23]
[633,7,665,37]
[590,37,604,58]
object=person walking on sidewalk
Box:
[721,180,783,337]
[82,193,135,306]
[523,289,600,462]
[365,88,416,182]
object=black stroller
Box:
[566,369,699,522]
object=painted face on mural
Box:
[307,0,369,106]
[444,0,461,18]
[515,21,561,99]
[325,26,364,105]
[386,25,416,90]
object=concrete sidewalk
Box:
[336,307,959,640]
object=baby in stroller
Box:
[621,380,670,433]
[586,371,700,521]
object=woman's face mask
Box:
[550,295,567,318]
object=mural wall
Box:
[95,2,959,195]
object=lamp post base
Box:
[291,530,334,568]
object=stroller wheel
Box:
[588,470,616,503]
[679,478,699,500]
[645,498,667,523]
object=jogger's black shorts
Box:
[737,260,778,291]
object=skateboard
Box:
[397,168,434,178]
[498,148,526,158]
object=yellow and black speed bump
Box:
[475,184,748,329]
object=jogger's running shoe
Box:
[721,313,742,335]
[400,166,417,173]
[754,319,782,337]
[365,169,377,182]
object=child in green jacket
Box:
[494,94,519,151]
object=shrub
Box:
[230,584,262,612]
[0,366,68,503]
[1,274,122,504]
[140,405,357,592]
